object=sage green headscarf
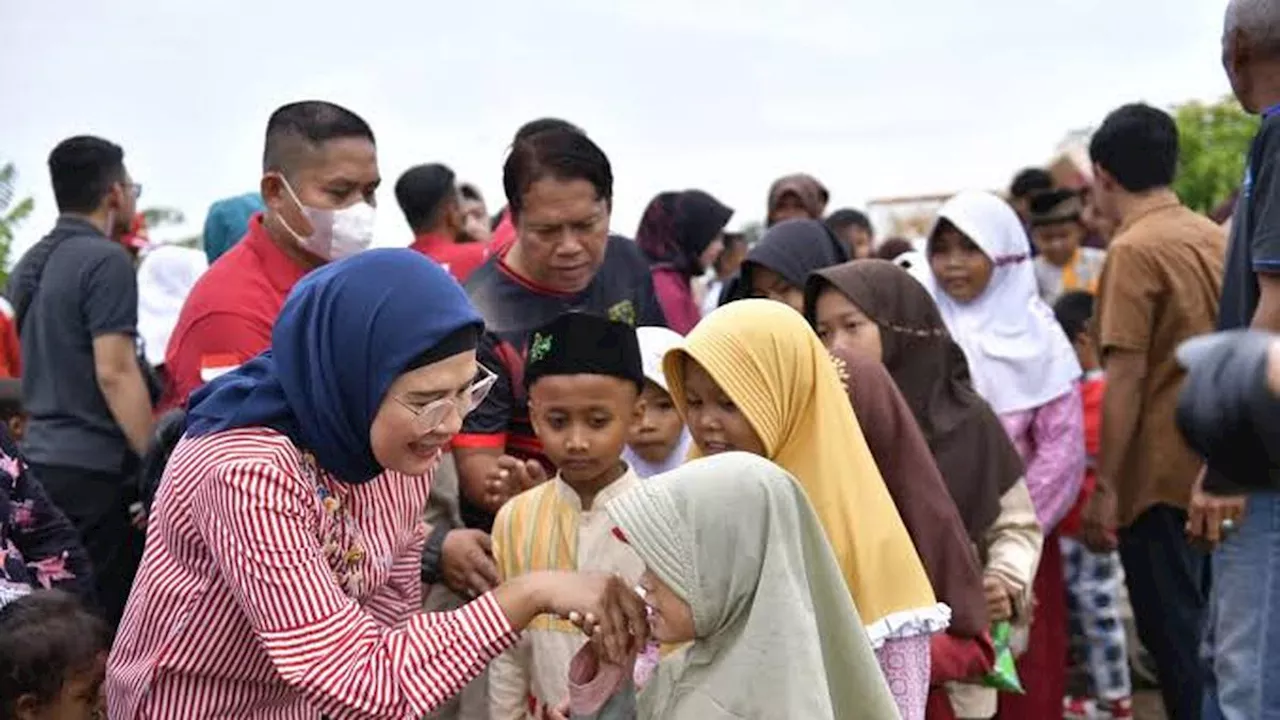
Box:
[606,452,899,719]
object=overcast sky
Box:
[2,0,1233,257]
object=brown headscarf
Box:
[767,173,829,225]
[830,346,988,638]
[806,260,1024,541]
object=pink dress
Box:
[650,268,701,335]
[998,387,1086,530]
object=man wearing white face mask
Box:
[163,100,380,410]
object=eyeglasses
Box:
[395,364,498,432]
[130,182,143,200]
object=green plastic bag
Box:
[981,621,1025,694]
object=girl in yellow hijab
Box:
[663,298,948,720]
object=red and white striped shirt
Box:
[106,428,517,719]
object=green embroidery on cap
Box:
[529,332,553,363]
[608,300,637,326]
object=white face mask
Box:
[277,177,376,261]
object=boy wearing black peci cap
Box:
[488,311,647,719]
[1029,189,1107,304]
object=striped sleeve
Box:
[363,526,426,629]
[190,459,517,719]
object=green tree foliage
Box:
[141,206,201,249]
[0,162,35,287]
[1173,96,1259,216]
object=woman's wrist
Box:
[492,571,560,630]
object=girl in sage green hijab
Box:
[563,452,899,720]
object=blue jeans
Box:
[1203,492,1280,720]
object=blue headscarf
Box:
[203,192,265,264]
[185,249,484,484]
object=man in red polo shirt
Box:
[164,100,379,409]
[397,163,489,283]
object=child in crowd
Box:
[923,190,1085,718]
[1053,291,1133,720]
[0,379,26,442]
[0,409,94,610]
[622,327,691,478]
[665,299,947,719]
[488,311,649,719]
[807,259,1045,719]
[0,590,109,720]
[564,452,900,719]
[1029,189,1107,305]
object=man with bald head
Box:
[1199,3,1280,718]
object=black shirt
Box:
[458,235,666,530]
[8,217,139,474]
[1212,111,1280,491]
[1219,111,1280,331]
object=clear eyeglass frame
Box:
[395,364,498,432]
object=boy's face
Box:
[1031,221,1085,268]
[1072,330,1100,371]
[628,381,686,466]
[529,374,642,492]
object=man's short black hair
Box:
[459,183,484,203]
[47,136,125,214]
[395,164,457,234]
[503,128,612,218]
[825,208,873,235]
[512,117,583,144]
[262,101,376,175]
[1089,103,1179,193]
[1009,168,1053,200]
[1053,290,1095,342]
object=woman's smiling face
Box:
[369,350,478,476]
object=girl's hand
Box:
[983,574,1014,623]
[548,573,649,665]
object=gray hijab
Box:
[606,452,898,719]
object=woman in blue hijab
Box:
[106,249,648,719]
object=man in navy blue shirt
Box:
[1200,2,1280,718]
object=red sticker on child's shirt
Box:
[611,527,630,544]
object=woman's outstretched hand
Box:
[494,571,649,666]
[550,573,650,666]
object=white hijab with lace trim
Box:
[923,190,1080,414]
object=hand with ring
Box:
[1186,467,1247,549]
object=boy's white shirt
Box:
[488,467,646,720]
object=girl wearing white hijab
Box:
[564,452,899,719]
[924,190,1085,719]
[621,327,692,478]
[136,244,208,367]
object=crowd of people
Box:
[4,2,1280,719]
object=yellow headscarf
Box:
[663,299,939,638]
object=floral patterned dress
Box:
[0,426,94,608]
